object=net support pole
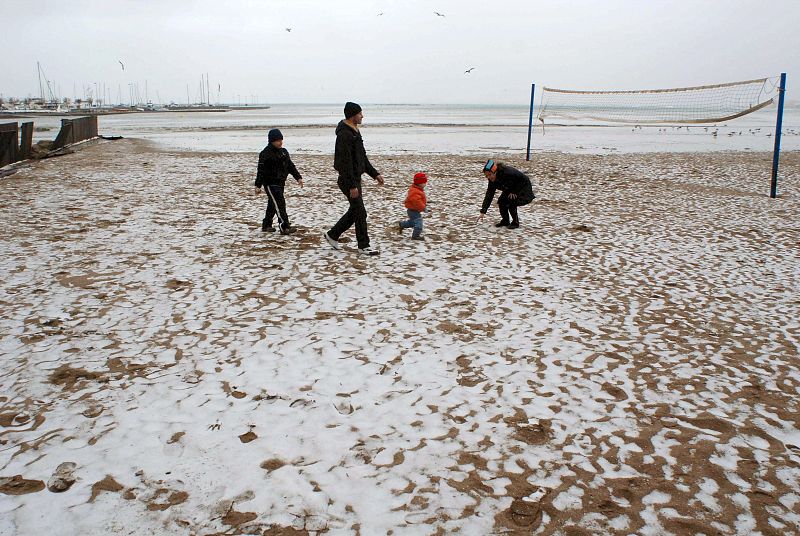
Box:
[526,83,535,161]
[770,72,787,198]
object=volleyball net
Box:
[536,76,781,125]
[526,74,788,197]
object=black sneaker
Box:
[495,220,510,228]
[411,235,425,241]
[279,226,297,235]
[508,222,520,229]
[261,226,276,232]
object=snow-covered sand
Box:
[1,139,799,535]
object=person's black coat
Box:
[480,165,535,213]
[333,120,379,190]
[255,144,302,188]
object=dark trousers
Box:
[498,192,532,224]
[328,178,369,249]
[263,184,290,230]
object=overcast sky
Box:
[2,0,798,105]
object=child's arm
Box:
[254,151,266,194]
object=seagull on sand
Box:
[434,11,445,17]
[118,60,124,71]
[464,67,475,74]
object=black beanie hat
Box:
[344,101,362,118]
[268,128,283,142]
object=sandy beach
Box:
[1,139,799,535]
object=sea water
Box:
[8,102,800,155]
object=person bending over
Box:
[477,159,534,229]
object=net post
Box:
[526,83,535,161]
[770,73,787,198]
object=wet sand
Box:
[1,139,799,535]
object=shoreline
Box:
[3,106,798,156]
[0,106,275,119]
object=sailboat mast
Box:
[37,62,44,101]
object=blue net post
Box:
[526,83,535,161]
[770,73,787,198]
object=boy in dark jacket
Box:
[323,102,384,256]
[477,159,534,229]
[254,128,304,234]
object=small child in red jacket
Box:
[398,172,428,240]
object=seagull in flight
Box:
[377,12,384,16]
[434,11,445,17]
[464,67,475,74]
[285,27,292,32]
[118,60,125,71]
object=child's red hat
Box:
[413,172,428,185]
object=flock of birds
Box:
[116,12,477,76]
[632,125,799,138]
[284,11,477,75]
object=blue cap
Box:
[483,159,496,172]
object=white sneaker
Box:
[358,246,380,256]
[323,232,341,250]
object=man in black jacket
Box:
[254,128,304,234]
[323,102,384,256]
[477,159,535,229]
